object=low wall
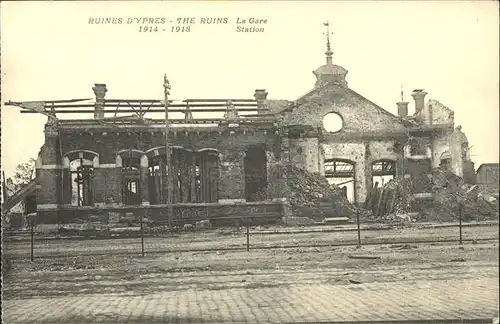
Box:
[36,202,284,226]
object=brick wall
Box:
[36,202,284,225]
[35,127,282,216]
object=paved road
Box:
[3,277,498,323]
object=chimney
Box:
[92,83,107,119]
[397,101,409,118]
[254,89,268,114]
[411,89,432,124]
[411,89,427,114]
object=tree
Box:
[2,158,36,229]
[5,158,36,196]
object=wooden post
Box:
[30,219,35,261]
[140,212,145,257]
[164,75,173,229]
[356,207,361,247]
[458,203,463,245]
[374,187,385,217]
[246,217,250,252]
[355,178,361,248]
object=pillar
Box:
[218,151,246,203]
[190,153,197,202]
[180,151,190,203]
[266,150,279,200]
[207,151,219,202]
[354,160,368,205]
[254,89,268,114]
[37,120,61,209]
[140,155,150,205]
[171,149,180,203]
[88,155,107,206]
[281,137,291,165]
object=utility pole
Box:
[163,74,173,229]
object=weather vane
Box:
[163,74,171,96]
[323,21,333,54]
[323,21,331,34]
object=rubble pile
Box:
[370,167,498,223]
[364,178,413,222]
[419,168,498,222]
[279,164,355,220]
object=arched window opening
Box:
[324,159,355,202]
[148,154,168,205]
[372,160,396,188]
[123,156,140,171]
[197,150,219,203]
[147,147,219,204]
[439,152,452,170]
[121,151,142,206]
[70,157,94,206]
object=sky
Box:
[1,0,499,178]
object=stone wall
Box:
[283,84,406,134]
[35,202,284,226]
[35,126,282,217]
[288,138,320,173]
[431,132,451,169]
[428,99,455,126]
[320,139,403,204]
[322,142,366,203]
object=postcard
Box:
[1,1,499,323]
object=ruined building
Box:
[6,28,473,224]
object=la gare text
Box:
[88,17,267,33]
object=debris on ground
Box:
[364,167,499,223]
[420,168,498,222]
[347,255,381,260]
[195,219,211,230]
[450,258,466,262]
[282,216,315,227]
[279,164,355,220]
[348,279,362,284]
[390,244,418,250]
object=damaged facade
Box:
[25,30,473,224]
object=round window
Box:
[323,112,343,133]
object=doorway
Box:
[244,146,268,201]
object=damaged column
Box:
[218,150,246,204]
[266,148,281,200]
[254,89,268,114]
[140,155,150,205]
[36,116,63,223]
[218,101,245,203]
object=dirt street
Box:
[3,226,499,323]
[4,224,498,258]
